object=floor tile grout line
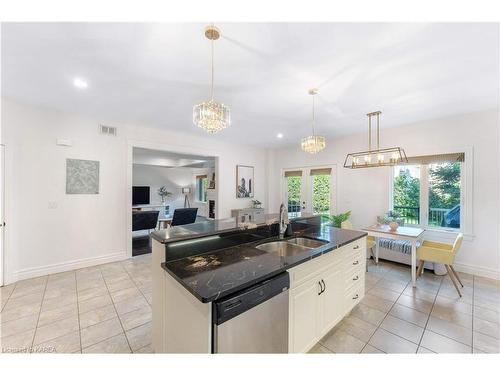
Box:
[359,261,411,353]
[120,261,152,307]
[0,283,17,313]
[74,271,83,353]
[99,264,133,353]
[30,276,49,350]
[471,275,475,350]
[415,269,444,351]
[80,331,128,353]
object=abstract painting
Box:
[236,165,254,198]
[66,159,99,194]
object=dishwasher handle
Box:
[214,272,289,325]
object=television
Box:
[132,186,150,205]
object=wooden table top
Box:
[363,224,425,238]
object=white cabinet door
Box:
[317,265,344,338]
[289,277,321,353]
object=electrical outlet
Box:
[48,201,58,209]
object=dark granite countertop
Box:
[161,225,367,303]
[151,213,315,244]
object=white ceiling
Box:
[2,23,498,147]
[133,147,215,168]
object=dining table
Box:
[363,224,425,287]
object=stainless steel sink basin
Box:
[255,241,310,257]
[255,237,327,257]
[287,237,327,248]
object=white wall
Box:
[132,164,210,216]
[1,98,268,283]
[268,109,500,279]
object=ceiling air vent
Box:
[99,124,117,136]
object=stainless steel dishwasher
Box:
[213,272,289,353]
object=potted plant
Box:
[157,186,173,203]
[324,211,351,228]
[377,210,404,231]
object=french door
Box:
[282,165,336,217]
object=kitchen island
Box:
[151,215,367,353]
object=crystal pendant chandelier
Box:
[343,111,408,168]
[301,88,326,154]
[193,25,231,134]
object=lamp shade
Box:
[182,187,191,194]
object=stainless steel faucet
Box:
[279,203,288,239]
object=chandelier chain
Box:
[211,35,214,101]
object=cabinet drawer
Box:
[344,252,364,269]
[345,285,364,313]
[289,250,342,288]
[344,266,364,291]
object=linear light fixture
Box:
[344,111,408,169]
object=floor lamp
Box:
[182,187,191,208]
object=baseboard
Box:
[10,251,128,283]
[453,262,500,280]
[376,248,500,280]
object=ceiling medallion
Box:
[343,111,408,168]
[193,25,231,134]
[301,88,326,154]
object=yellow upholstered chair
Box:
[341,220,376,269]
[416,233,464,297]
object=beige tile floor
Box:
[1,255,499,354]
[310,259,500,354]
[0,254,153,353]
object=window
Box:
[428,162,461,228]
[393,165,421,224]
[391,153,463,230]
[196,175,208,202]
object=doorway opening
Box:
[282,165,336,218]
[131,147,218,256]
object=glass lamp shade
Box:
[343,147,408,168]
[301,135,326,154]
[182,187,191,194]
[193,100,230,134]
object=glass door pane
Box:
[286,175,302,215]
[311,174,331,215]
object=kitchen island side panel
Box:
[152,238,212,353]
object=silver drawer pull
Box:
[353,275,359,281]
[352,294,359,300]
[352,260,359,265]
[353,245,359,249]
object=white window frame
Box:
[389,147,473,237]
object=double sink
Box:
[255,237,327,257]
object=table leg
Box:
[375,237,379,264]
[411,240,417,287]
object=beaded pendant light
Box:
[301,88,326,154]
[193,25,231,134]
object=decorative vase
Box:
[389,221,399,231]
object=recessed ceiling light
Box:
[277,133,284,139]
[73,77,88,89]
